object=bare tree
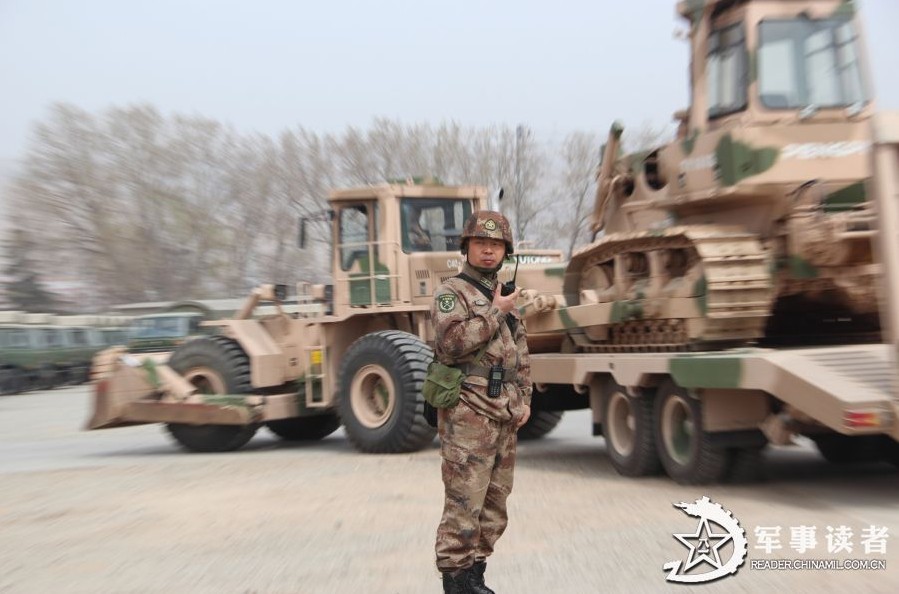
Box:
[7,105,624,309]
[546,131,601,258]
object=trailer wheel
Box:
[338,330,435,453]
[813,434,882,464]
[165,336,259,453]
[601,379,661,476]
[267,415,340,441]
[654,380,728,484]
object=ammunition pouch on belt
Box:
[422,361,517,407]
[422,361,465,409]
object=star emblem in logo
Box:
[664,496,747,584]
[673,517,733,572]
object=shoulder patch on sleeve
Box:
[437,293,457,313]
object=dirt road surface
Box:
[1,386,897,593]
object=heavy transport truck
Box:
[88,181,567,453]
[518,0,899,483]
[88,0,899,484]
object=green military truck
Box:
[126,312,211,354]
[0,313,129,395]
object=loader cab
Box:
[327,182,484,317]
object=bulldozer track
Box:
[570,228,774,352]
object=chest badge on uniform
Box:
[437,294,457,313]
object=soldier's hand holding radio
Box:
[492,284,520,313]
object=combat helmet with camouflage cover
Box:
[461,210,514,255]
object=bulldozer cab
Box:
[593,0,876,236]
[678,0,870,132]
[327,182,485,316]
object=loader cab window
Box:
[758,17,868,110]
[339,203,378,271]
[707,22,747,118]
[401,199,472,253]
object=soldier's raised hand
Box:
[493,284,520,314]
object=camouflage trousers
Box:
[435,398,517,572]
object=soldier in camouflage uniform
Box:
[432,210,532,594]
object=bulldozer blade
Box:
[86,349,160,430]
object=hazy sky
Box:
[1,0,898,168]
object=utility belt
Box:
[459,363,516,398]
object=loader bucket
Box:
[86,347,159,429]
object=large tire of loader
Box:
[338,330,436,453]
[654,379,728,484]
[165,336,259,453]
[517,409,564,440]
[267,415,340,441]
[601,379,661,477]
[518,385,573,440]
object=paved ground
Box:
[1,386,897,593]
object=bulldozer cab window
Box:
[758,17,868,110]
[339,203,378,271]
[707,22,747,118]
[401,199,472,253]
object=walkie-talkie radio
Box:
[500,254,519,296]
[488,365,504,397]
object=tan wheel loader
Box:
[87,181,567,452]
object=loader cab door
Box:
[335,201,393,309]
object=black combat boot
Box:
[471,561,496,594]
[442,569,473,594]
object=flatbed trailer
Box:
[530,344,899,483]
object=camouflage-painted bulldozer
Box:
[524,0,879,352]
[88,181,566,452]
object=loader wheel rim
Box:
[350,364,396,429]
[607,391,636,457]
[661,394,694,465]
[183,366,227,395]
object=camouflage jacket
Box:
[431,262,532,423]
